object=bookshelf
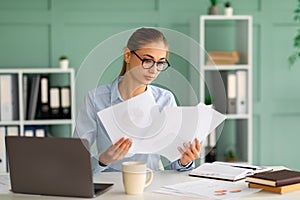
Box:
[199,16,252,164]
[0,68,75,138]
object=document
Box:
[154,179,261,200]
[98,91,226,162]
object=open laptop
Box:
[5,136,113,198]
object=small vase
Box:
[224,7,233,16]
[208,6,218,15]
[60,59,69,70]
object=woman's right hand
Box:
[98,137,132,166]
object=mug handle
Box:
[144,168,153,188]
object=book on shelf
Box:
[35,76,72,120]
[35,126,47,137]
[246,169,300,187]
[60,87,71,119]
[24,126,35,137]
[0,74,19,121]
[49,87,61,119]
[249,182,300,194]
[27,75,41,120]
[227,72,237,114]
[189,161,272,182]
[39,76,50,119]
[6,126,19,136]
[207,51,240,65]
[23,75,29,119]
[236,71,247,114]
[223,71,248,115]
[24,126,47,137]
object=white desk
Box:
[1,171,300,200]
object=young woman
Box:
[74,27,201,174]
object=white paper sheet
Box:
[154,179,261,200]
[98,92,226,162]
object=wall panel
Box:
[0,0,49,10]
[252,23,261,103]
[271,26,300,102]
[0,24,49,67]
[63,0,157,11]
[270,114,300,170]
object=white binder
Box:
[227,73,237,114]
[0,75,18,121]
[236,71,247,114]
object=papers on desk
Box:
[98,91,226,162]
[154,179,261,200]
[189,162,273,181]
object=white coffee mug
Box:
[122,161,153,195]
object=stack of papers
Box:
[189,162,273,181]
[98,91,226,161]
[154,179,261,200]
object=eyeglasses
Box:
[131,51,170,71]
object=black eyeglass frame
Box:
[131,51,171,71]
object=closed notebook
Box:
[249,182,300,194]
[189,162,251,181]
[246,169,300,187]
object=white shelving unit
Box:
[199,15,253,164]
[0,68,75,137]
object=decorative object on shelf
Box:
[208,0,218,15]
[207,51,240,65]
[288,0,300,68]
[59,55,69,70]
[224,149,236,162]
[224,1,233,16]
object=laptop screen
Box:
[5,136,112,198]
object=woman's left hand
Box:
[177,138,201,167]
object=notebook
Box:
[246,169,300,187]
[5,136,113,198]
[189,162,273,182]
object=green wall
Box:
[1,0,300,170]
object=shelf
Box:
[204,65,250,71]
[0,68,75,132]
[225,114,250,119]
[0,68,74,74]
[0,121,20,126]
[24,120,74,125]
[201,15,252,20]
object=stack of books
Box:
[246,169,300,194]
[206,51,240,65]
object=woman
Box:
[74,27,201,174]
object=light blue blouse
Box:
[74,77,194,174]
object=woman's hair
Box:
[119,27,169,76]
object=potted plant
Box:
[288,0,300,68]
[224,1,233,16]
[224,149,236,162]
[59,55,69,70]
[208,0,218,15]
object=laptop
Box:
[5,136,113,198]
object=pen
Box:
[231,165,257,170]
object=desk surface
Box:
[1,171,300,200]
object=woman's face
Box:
[125,42,168,85]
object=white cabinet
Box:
[199,16,252,164]
[0,68,75,137]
